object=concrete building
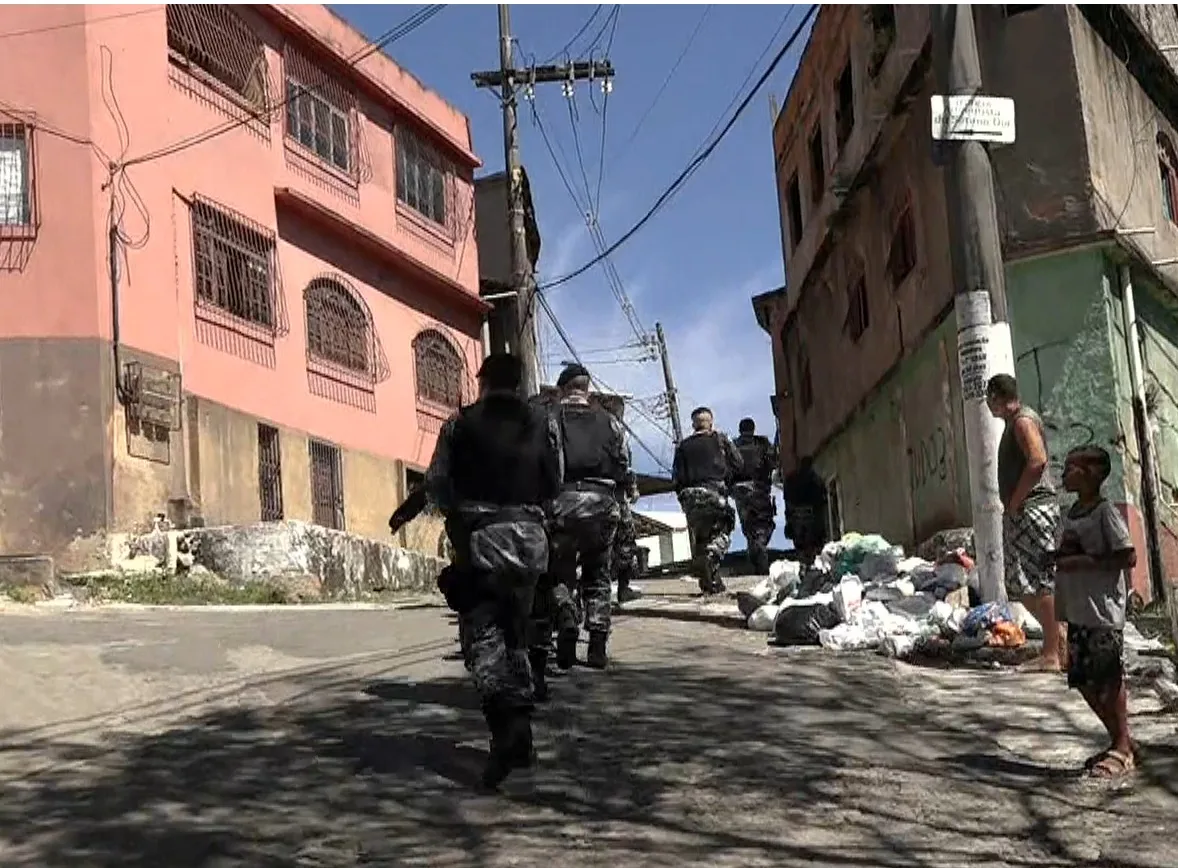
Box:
[0,4,487,569]
[753,5,1178,602]
[474,168,540,366]
[634,509,691,570]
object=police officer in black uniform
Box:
[548,363,629,671]
[424,353,561,790]
[672,406,744,594]
[731,418,778,575]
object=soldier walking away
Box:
[613,438,644,606]
[986,373,1065,672]
[424,353,561,790]
[783,456,829,568]
[389,484,474,671]
[672,407,743,595]
[549,363,629,671]
[731,418,778,575]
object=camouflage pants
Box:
[612,500,641,592]
[551,515,618,637]
[678,486,735,570]
[459,576,538,712]
[732,482,776,566]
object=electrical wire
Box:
[537,4,817,292]
[122,5,447,169]
[0,6,162,42]
[616,5,712,158]
[539,5,604,64]
[535,290,672,473]
[591,6,620,215]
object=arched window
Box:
[1159,133,1178,224]
[304,277,369,374]
[413,329,464,408]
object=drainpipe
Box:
[1118,264,1167,603]
[108,195,127,404]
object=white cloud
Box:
[536,231,790,551]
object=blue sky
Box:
[337,4,813,548]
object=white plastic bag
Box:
[818,622,876,651]
[748,604,780,632]
[1008,601,1044,639]
[832,576,863,623]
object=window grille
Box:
[305,276,370,375]
[309,439,344,530]
[258,423,284,521]
[190,195,279,332]
[835,62,855,150]
[413,329,465,409]
[1160,134,1178,224]
[396,127,450,230]
[166,4,269,113]
[283,45,358,176]
[0,123,33,232]
[845,276,869,342]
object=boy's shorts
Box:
[1066,623,1125,690]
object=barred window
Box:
[305,278,368,373]
[166,4,269,112]
[413,329,464,408]
[396,127,448,228]
[0,123,32,227]
[285,79,351,173]
[191,199,276,329]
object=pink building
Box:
[0,4,488,569]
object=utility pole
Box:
[655,321,684,444]
[472,5,615,398]
[932,5,1014,604]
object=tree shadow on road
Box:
[0,641,1174,867]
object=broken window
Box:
[413,329,465,408]
[0,122,32,229]
[257,423,284,522]
[191,197,276,329]
[868,6,897,78]
[1160,133,1178,224]
[309,439,344,530]
[835,62,855,150]
[396,127,450,229]
[887,206,917,287]
[845,275,869,342]
[786,172,804,251]
[166,4,268,112]
[809,125,825,203]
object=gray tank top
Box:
[998,406,1055,505]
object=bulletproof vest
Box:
[733,434,772,483]
[558,402,621,485]
[676,431,729,488]
[448,395,554,507]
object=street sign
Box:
[930,95,1016,145]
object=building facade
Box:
[754,5,1178,601]
[0,4,487,569]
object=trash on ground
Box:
[755,531,1030,663]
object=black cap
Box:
[556,363,590,388]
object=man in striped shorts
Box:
[987,374,1064,671]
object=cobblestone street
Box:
[0,588,1175,867]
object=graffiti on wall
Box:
[909,425,949,492]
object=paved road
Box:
[0,585,1175,867]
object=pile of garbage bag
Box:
[742,532,1044,659]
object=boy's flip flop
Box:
[1086,749,1135,780]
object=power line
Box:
[616,5,712,157]
[535,291,672,473]
[539,5,604,64]
[537,4,817,292]
[0,6,162,42]
[592,7,621,212]
[122,5,447,168]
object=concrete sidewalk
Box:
[0,599,1174,866]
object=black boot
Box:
[751,545,771,576]
[586,632,609,670]
[481,708,534,791]
[529,650,550,702]
[556,629,578,670]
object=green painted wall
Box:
[815,246,1125,546]
[1006,248,1125,500]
